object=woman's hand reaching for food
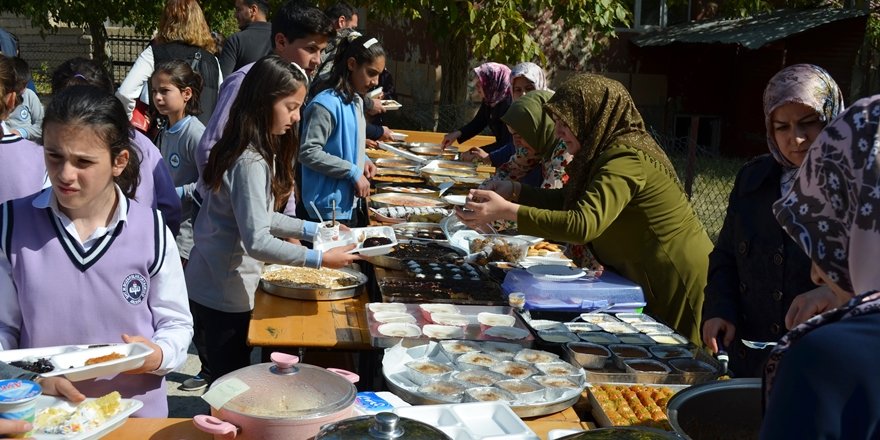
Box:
[322,244,361,268]
[460,148,490,164]
[441,131,461,148]
[121,334,163,374]
[701,318,735,354]
[478,180,516,200]
[456,189,519,227]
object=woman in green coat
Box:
[458,74,712,343]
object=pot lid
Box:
[316,413,451,440]
[210,352,358,419]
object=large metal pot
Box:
[666,378,762,440]
[193,352,359,440]
[315,412,451,439]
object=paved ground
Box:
[165,344,261,418]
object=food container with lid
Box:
[192,352,359,440]
[315,412,452,439]
[0,379,41,428]
[564,342,611,369]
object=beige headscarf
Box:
[542,74,679,209]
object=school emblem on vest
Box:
[122,273,148,304]
[169,153,181,168]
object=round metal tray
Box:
[259,266,368,300]
[384,373,582,418]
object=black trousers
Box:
[189,300,252,383]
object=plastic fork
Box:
[741,339,778,349]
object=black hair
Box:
[243,0,270,16]
[325,34,385,104]
[43,86,142,199]
[204,55,307,210]
[324,2,356,21]
[271,2,334,49]
[11,57,29,93]
[152,59,204,116]
[51,57,113,94]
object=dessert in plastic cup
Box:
[318,221,341,242]
[0,379,41,438]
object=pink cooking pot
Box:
[193,352,359,440]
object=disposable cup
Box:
[318,221,341,242]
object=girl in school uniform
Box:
[0,85,193,417]
[185,55,360,382]
[0,54,45,203]
[298,34,386,226]
[151,60,205,263]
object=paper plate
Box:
[442,195,467,206]
[526,264,587,282]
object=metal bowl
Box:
[259,266,368,300]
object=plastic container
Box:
[0,379,40,427]
[393,401,540,440]
[502,269,644,314]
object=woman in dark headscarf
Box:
[702,64,844,378]
[458,74,712,343]
[760,94,880,439]
[441,62,513,155]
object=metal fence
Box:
[106,29,152,86]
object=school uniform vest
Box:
[1,191,170,417]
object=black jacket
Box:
[702,154,817,377]
[457,97,512,153]
[218,22,272,77]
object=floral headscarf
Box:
[474,62,511,107]
[773,95,880,295]
[510,62,548,93]
[543,74,679,209]
[764,95,880,407]
[763,64,843,169]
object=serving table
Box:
[390,129,494,150]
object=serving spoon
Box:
[741,339,778,349]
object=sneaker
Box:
[180,375,207,391]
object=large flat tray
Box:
[366,304,534,348]
[383,342,584,418]
[0,343,153,382]
[259,265,367,301]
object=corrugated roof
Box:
[632,7,867,49]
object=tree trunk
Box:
[437,31,469,132]
[87,20,114,84]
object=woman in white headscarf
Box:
[761,94,880,439]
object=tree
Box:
[360,1,630,129]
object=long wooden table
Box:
[391,129,494,150]
[104,403,593,439]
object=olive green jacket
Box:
[517,145,711,343]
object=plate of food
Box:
[0,343,154,382]
[381,99,402,110]
[526,264,587,282]
[32,392,142,439]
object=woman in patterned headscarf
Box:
[702,64,844,378]
[760,95,880,439]
[441,62,513,156]
[458,74,712,344]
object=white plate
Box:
[365,87,383,99]
[32,395,142,440]
[0,343,154,382]
[394,401,539,440]
[313,226,399,257]
[381,100,402,110]
[442,195,467,206]
[526,264,586,282]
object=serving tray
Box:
[259,265,368,301]
[0,343,153,382]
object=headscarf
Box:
[543,74,679,209]
[474,62,511,107]
[773,95,880,296]
[764,95,880,406]
[501,90,558,161]
[763,64,843,169]
[510,62,548,93]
